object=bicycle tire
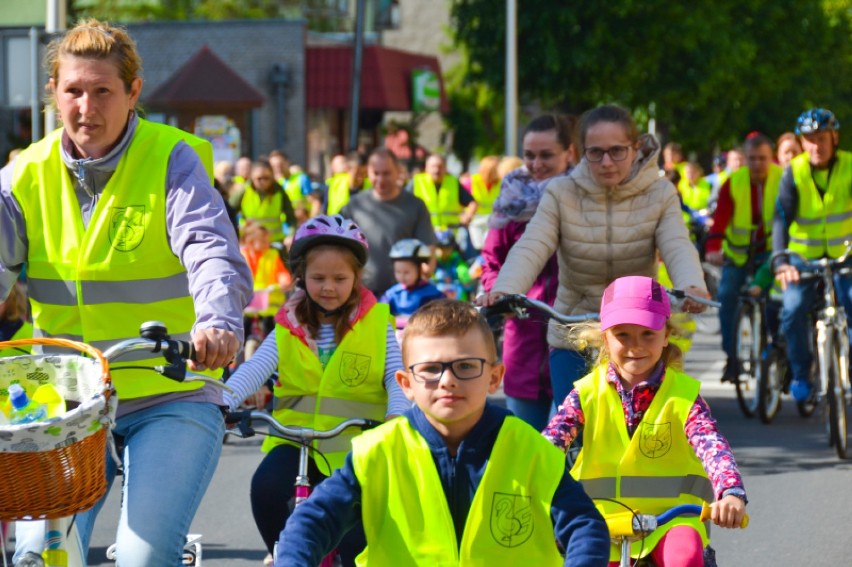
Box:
[734,302,760,418]
[757,347,784,424]
[826,336,848,459]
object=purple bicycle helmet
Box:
[289,214,369,267]
[795,108,840,135]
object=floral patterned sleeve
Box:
[685,395,747,500]
[542,389,584,452]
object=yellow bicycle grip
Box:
[700,501,749,528]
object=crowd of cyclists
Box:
[0,15,850,567]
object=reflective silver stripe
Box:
[794,216,823,226]
[274,395,317,413]
[31,328,85,354]
[27,274,190,306]
[725,242,750,254]
[81,273,190,305]
[580,477,617,498]
[273,395,385,418]
[728,227,751,236]
[790,236,825,246]
[581,475,713,501]
[827,235,850,246]
[620,474,713,501]
[795,211,852,226]
[317,433,356,454]
[28,278,77,306]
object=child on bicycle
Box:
[543,276,747,567]
[241,220,293,337]
[275,299,611,566]
[379,238,444,317]
[223,214,409,566]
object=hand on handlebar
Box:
[774,263,799,290]
[475,291,506,307]
[705,251,725,267]
[191,327,239,371]
[710,494,747,529]
[682,286,711,314]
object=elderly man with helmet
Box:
[773,108,852,402]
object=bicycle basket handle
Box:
[0,338,111,394]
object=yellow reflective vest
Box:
[240,186,286,242]
[470,173,497,215]
[246,248,286,316]
[266,301,390,475]
[351,415,565,566]
[678,177,711,211]
[282,173,305,208]
[572,366,712,561]
[413,173,462,230]
[0,321,33,357]
[11,119,219,399]
[326,174,370,216]
[788,151,852,259]
[723,164,782,266]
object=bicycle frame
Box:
[225,411,381,566]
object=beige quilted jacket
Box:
[492,134,706,348]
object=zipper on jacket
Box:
[606,189,614,283]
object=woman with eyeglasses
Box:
[478,104,709,408]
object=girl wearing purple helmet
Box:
[224,214,407,565]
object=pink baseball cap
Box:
[599,276,671,331]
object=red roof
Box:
[145,46,265,109]
[307,45,448,113]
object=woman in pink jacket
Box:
[479,105,709,409]
[480,114,577,429]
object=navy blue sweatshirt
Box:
[275,403,610,566]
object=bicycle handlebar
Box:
[482,287,720,323]
[225,410,382,443]
[480,294,599,324]
[606,502,749,539]
[771,248,852,279]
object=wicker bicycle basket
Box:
[0,338,114,521]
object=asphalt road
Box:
[6,316,851,565]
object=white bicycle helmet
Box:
[389,238,431,263]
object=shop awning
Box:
[306,44,448,113]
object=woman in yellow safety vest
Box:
[1,19,252,566]
[223,214,408,565]
[543,276,748,564]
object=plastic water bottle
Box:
[8,384,47,425]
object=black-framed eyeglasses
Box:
[584,145,631,163]
[407,357,490,383]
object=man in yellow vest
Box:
[274,299,610,566]
[706,133,781,382]
[326,151,369,215]
[411,154,479,234]
[773,108,852,402]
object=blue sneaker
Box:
[791,378,812,402]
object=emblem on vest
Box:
[490,492,533,547]
[639,421,672,458]
[339,352,371,387]
[109,205,146,251]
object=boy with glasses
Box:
[275,299,610,566]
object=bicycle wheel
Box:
[826,336,848,458]
[757,347,783,424]
[734,303,760,418]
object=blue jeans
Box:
[717,261,751,360]
[505,394,553,432]
[781,256,852,382]
[14,401,225,567]
[549,348,589,412]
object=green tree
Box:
[449,0,852,154]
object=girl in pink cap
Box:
[543,275,747,567]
